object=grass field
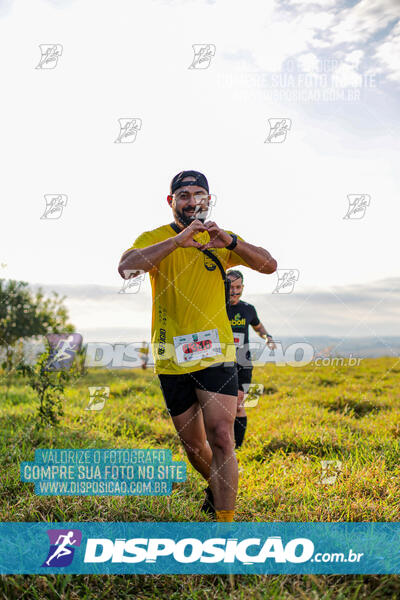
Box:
[1,357,400,599]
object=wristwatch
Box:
[226,234,238,250]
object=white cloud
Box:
[329,0,398,45]
[373,20,400,82]
[296,52,320,72]
[287,0,336,7]
[0,0,12,16]
[273,0,400,85]
[345,49,364,67]
[332,62,363,88]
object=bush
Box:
[16,347,81,427]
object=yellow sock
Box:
[216,510,235,522]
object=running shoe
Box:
[200,486,216,516]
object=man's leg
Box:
[171,402,212,482]
[195,389,238,511]
[234,367,251,448]
[158,373,212,481]
[234,390,247,449]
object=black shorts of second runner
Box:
[237,365,253,391]
[158,362,239,417]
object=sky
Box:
[0,0,399,344]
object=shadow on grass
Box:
[322,396,388,418]
[263,385,278,395]
[249,437,344,462]
[317,377,344,388]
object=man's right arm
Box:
[118,220,208,279]
[118,237,178,279]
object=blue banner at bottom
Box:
[1,522,399,574]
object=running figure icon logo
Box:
[40,194,68,220]
[114,118,142,143]
[243,383,264,408]
[264,118,291,143]
[35,44,63,69]
[119,270,146,293]
[46,333,83,371]
[343,194,371,220]
[188,44,216,69]
[272,269,299,294]
[86,386,110,411]
[320,460,342,485]
[42,529,82,567]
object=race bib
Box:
[173,328,222,364]
[233,332,245,348]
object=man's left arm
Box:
[253,322,276,349]
[199,221,277,274]
[253,322,270,339]
[230,235,277,274]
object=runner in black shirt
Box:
[227,269,276,448]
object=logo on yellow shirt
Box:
[203,254,217,271]
[158,328,166,355]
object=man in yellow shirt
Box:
[118,170,277,521]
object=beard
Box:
[173,205,207,227]
[229,291,241,305]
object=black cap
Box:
[170,170,209,195]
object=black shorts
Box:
[237,365,253,391]
[158,362,238,417]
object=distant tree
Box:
[0,278,74,377]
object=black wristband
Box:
[226,234,238,250]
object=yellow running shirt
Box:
[122,223,251,375]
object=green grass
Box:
[1,358,400,599]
